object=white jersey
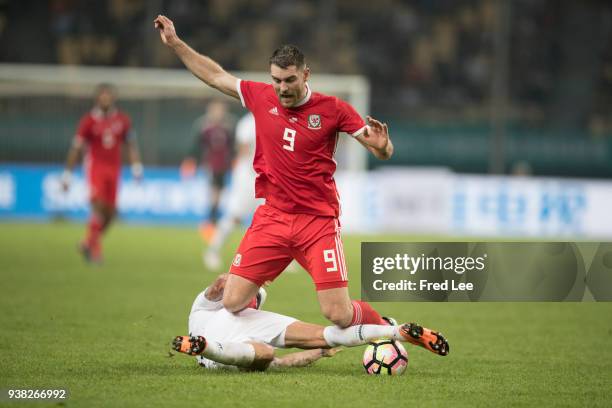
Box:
[236,112,256,164]
[188,289,296,369]
[226,113,263,218]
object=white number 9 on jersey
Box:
[282,128,296,152]
[323,249,338,272]
[102,130,115,149]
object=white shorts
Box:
[226,161,263,218]
[189,307,297,348]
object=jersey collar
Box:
[292,83,312,108]
[91,107,117,119]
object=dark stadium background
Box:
[2,0,612,177]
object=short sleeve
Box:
[336,98,366,137]
[75,116,92,143]
[237,79,269,111]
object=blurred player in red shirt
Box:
[181,100,234,240]
[154,16,448,354]
[61,83,143,264]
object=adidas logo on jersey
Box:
[269,107,279,115]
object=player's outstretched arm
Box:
[154,15,239,99]
[126,139,143,181]
[269,348,341,368]
[355,116,394,160]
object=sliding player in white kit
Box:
[203,113,262,270]
[173,274,449,371]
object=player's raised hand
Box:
[154,15,180,47]
[205,273,229,301]
[60,170,71,192]
[363,116,390,151]
[131,162,144,183]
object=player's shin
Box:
[100,207,116,232]
[202,340,256,367]
[83,212,104,261]
[173,335,262,368]
[84,212,103,245]
[323,325,400,347]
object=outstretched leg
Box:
[283,321,449,356]
[172,336,335,370]
[173,336,271,370]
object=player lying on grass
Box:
[172,274,449,371]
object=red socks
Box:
[350,300,384,325]
[85,214,103,257]
[244,296,258,310]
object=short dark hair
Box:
[94,82,116,97]
[269,45,306,69]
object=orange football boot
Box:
[399,323,449,356]
[172,335,207,356]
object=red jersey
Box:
[75,108,132,172]
[237,80,366,217]
[192,118,234,173]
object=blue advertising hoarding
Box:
[0,164,212,224]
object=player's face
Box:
[270,64,310,108]
[96,89,116,111]
[206,101,227,123]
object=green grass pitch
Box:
[1,223,611,407]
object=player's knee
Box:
[251,343,274,371]
[222,294,244,313]
[257,344,275,362]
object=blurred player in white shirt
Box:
[172,274,449,371]
[203,113,262,270]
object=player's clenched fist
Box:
[154,15,180,47]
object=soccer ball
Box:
[362,339,408,375]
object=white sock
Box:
[323,325,402,347]
[202,340,256,367]
[209,216,237,252]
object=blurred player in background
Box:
[180,100,234,241]
[155,15,447,349]
[172,274,448,371]
[61,83,143,264]
[203,112,263,270]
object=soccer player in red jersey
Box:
[154,15,448,352]
[61,83,143,264]
[181,100,235,240]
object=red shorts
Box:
[88,167,120,207]
[229,204,349,291]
